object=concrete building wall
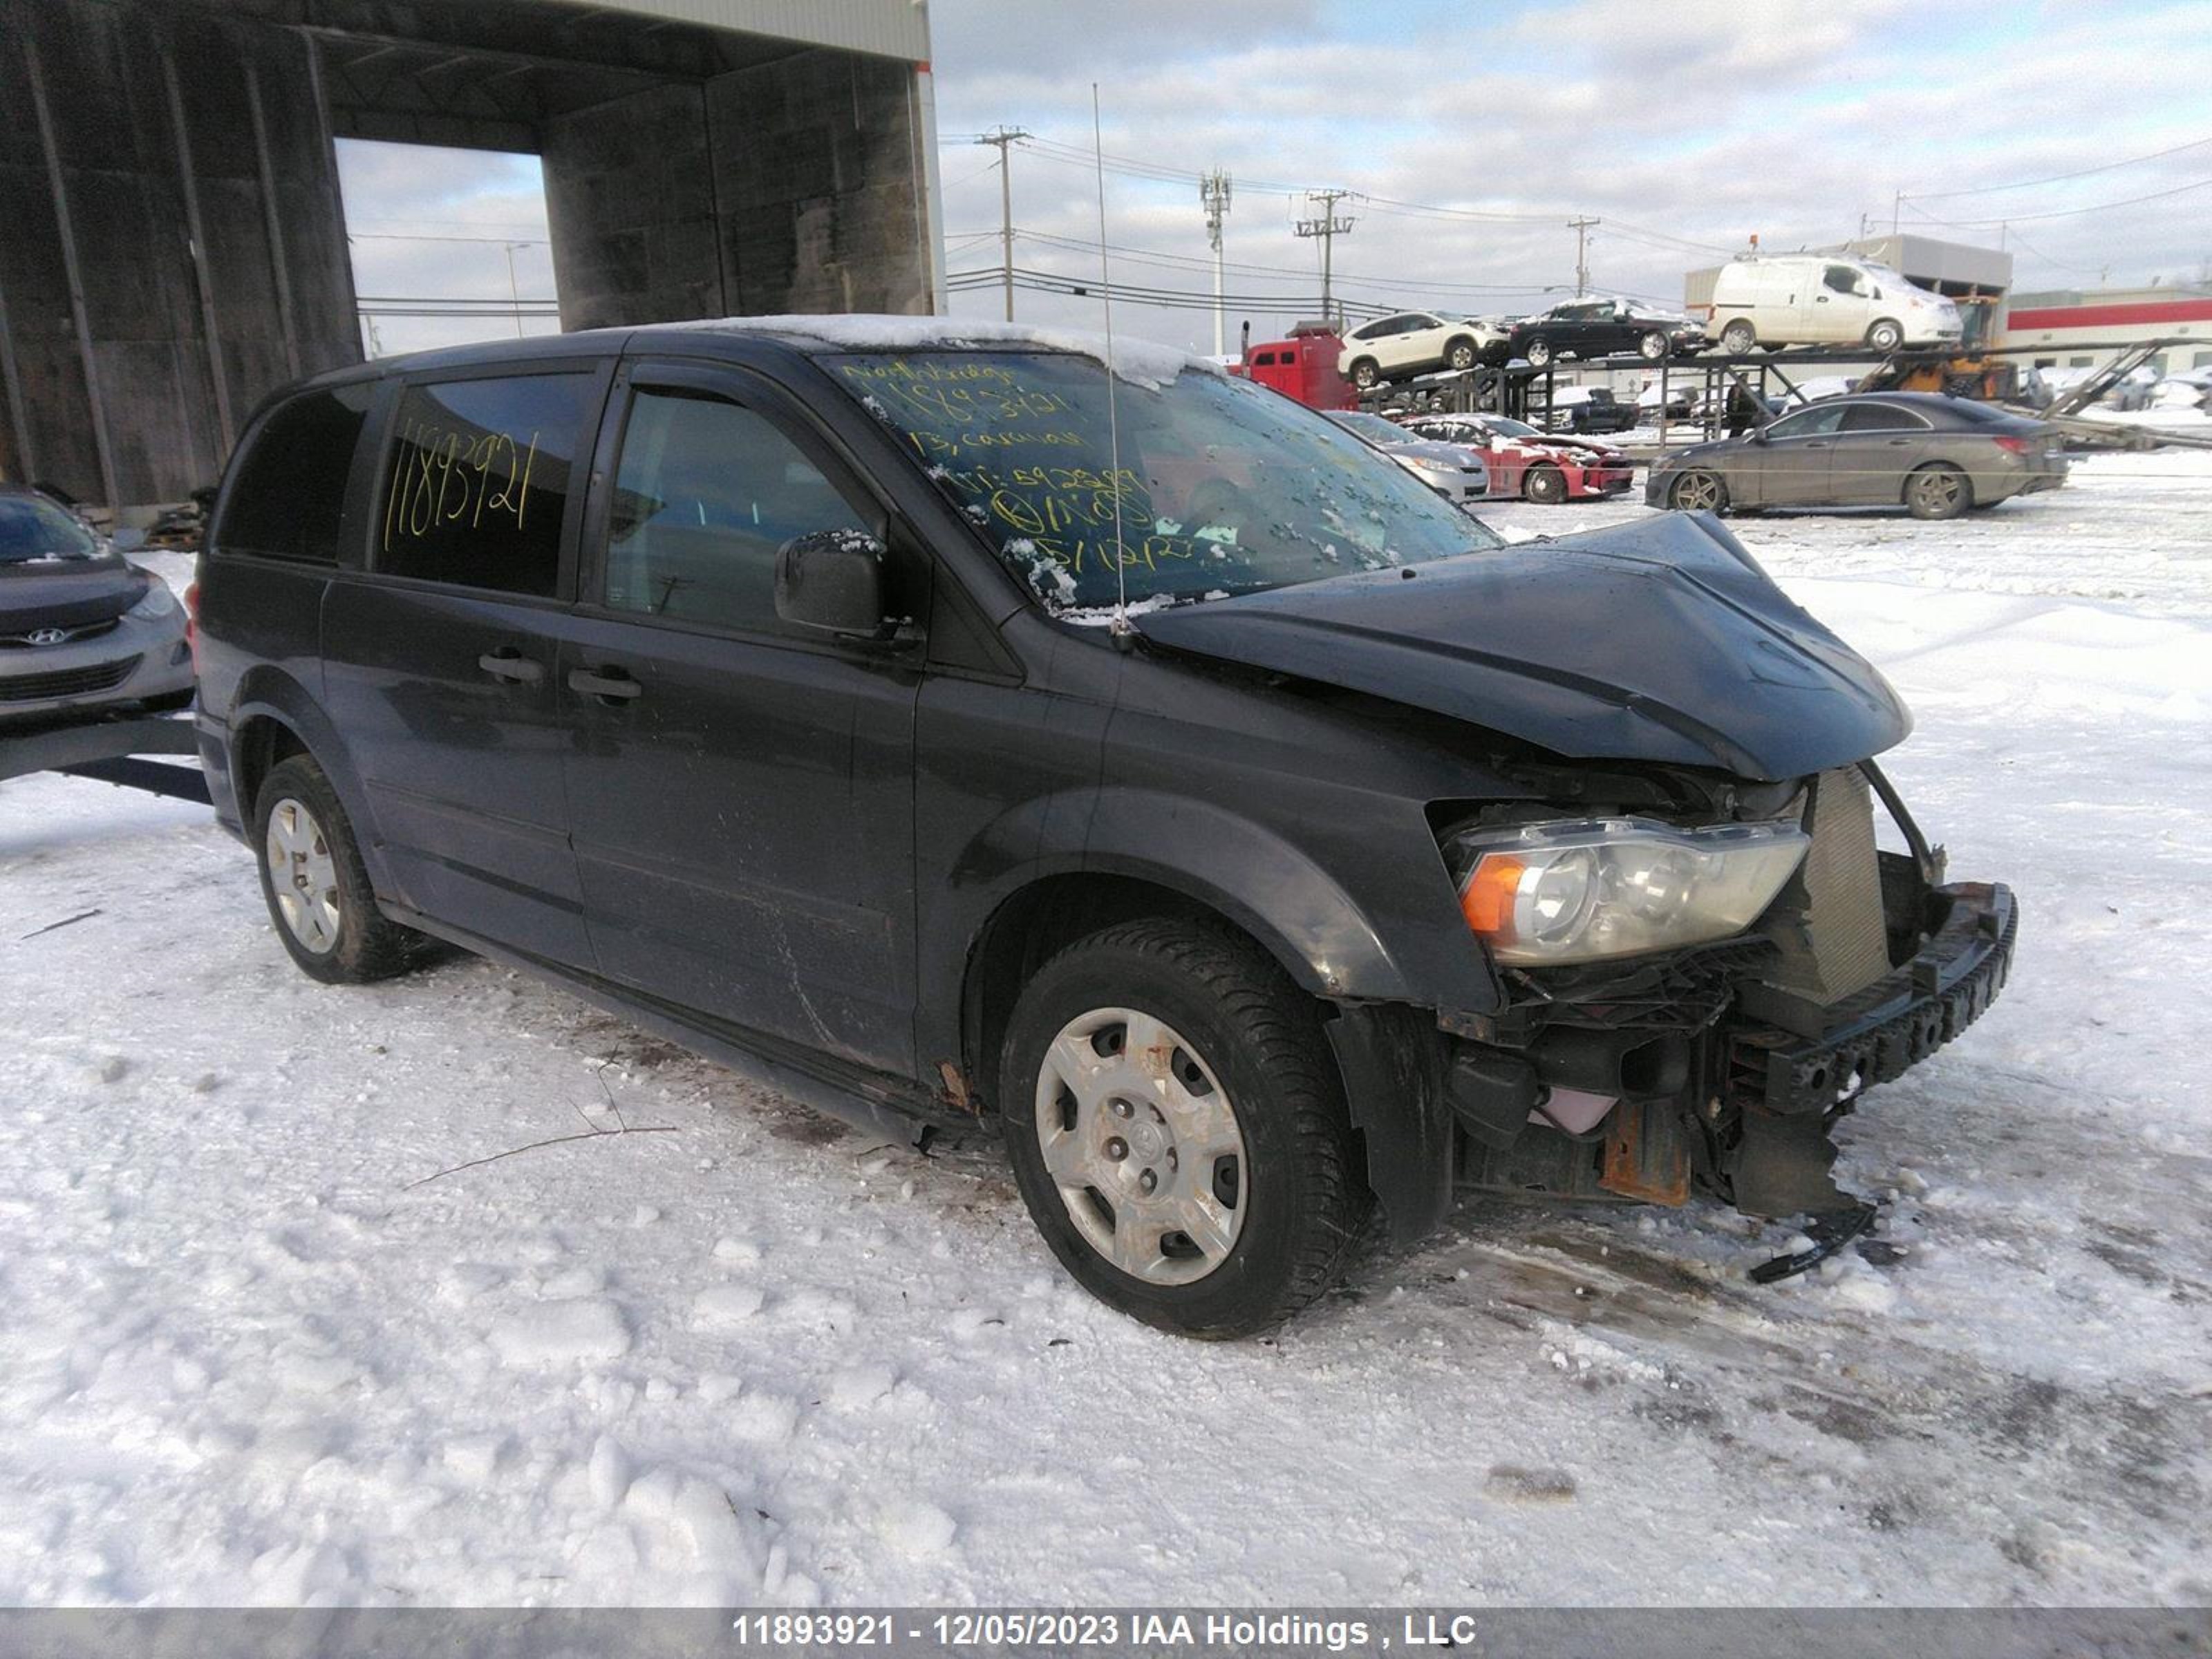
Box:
[1,0,936,508]
[544,50,930,330]
[1,1,358,505]
[709,50,930,317]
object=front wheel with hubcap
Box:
[1446,338,1477,371]
[1638,330,1669,360]
[1669,468,1729,514]
[1904,462,1969,521]
[1866,319,1904,353]
[1721,319,1756,355]
[254,753,423,984]
[999,918,1367,1338]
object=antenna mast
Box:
[1091,86,1130,636]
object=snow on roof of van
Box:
[641,314,1219,390]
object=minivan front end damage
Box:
[1328,760,2016,1248]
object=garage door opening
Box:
[334,139,561,358]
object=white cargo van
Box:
[1707,255,1962,355]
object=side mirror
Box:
[1749,425,1770,444]
[774,529,901,644]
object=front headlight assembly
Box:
[1447,816,1809,966]
[127,578,178,620]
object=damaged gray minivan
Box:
[195,319,2014,1337]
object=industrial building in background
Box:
[2003,286,2212,373]
[0,0,943,511]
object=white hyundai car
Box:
[1336,312,1510,389]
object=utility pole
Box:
[1891,189,1902,239]
[1199,169,1232,357]
[977,126,1029,321]
[1567,216,1598,297]
[1295,188,1356,327]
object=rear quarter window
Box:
[376,372,594,597]
[217,384,374,563]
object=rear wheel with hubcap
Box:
[1524,337,1553,368]
[1349,358,1380,389]
[254,753,422,984]
[999,918,1367,1338]
[1904,461,1969,521]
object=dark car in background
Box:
[193,321,2014,1338]
[1509,297,1708,367]
[1538,384,1640,436]
[1647,392,2068,519]
[1,485,194,722]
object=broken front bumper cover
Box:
[1729,881,2017,1118]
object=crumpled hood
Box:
[0,551,149,633]
[1133,512,1910,781]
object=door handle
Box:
[1885,437,1911,446]
[477,650,543,684]
[567,666,642,702]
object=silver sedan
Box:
[1646,392,2067,521]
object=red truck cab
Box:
[1228,322,1356,411]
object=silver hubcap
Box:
[265,797,341,954]
[1915,471,1960,510]
[1676,473,1721,510]
[1034,1007,1246,1286]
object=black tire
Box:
[1638,330,1669,361]
[1866,319,1904,353]
[1904,461,1969,521]
[1523,462,1568,505]
[1668,468,1729,514]
[1720,319,1756,356]
[998,917,1369,1339]
[1524,337,1553,369]
[1349,357,1380,390]
[1445,337,1477,372]
[253,753,422,984]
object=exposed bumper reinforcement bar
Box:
[1730,880,2017,1118]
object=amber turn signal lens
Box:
[1459,854,1524,935]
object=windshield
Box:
[830,351,1502,614]
[0,494,100,565]
[1323,411,1411,444]
[1487,417,1543,439]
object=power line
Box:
[1902,176,2212,228]
[349,232,550,246]
[1906,134,2212,199]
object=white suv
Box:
[1337,312,1508,388]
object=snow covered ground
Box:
[2,451,2209,1609]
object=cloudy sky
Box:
[341,0,2212,356]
